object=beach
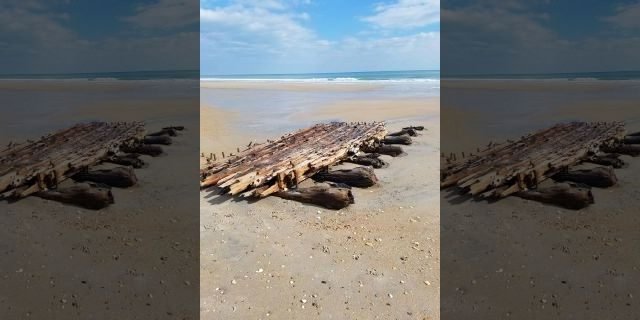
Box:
[200,81,441,319]
[441,79,640,318]
[0,80,200,318]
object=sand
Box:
[0,81,200,318]
[200,86,440,319]
[299,97,440,122]
[441,80,640,318]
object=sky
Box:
[442,0,640,75]
[0,0,199,74]
[200,0,440,75]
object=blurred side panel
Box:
[441,0,640,318]
[0,0,200,318]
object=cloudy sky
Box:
[442,0,640,75]
[200,0,440,75]
[0,0,198,74]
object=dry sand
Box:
[0,81,199,318]
[200,93,440,319]
[441,80,640,318]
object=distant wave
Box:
[200,77,440,83]
[201,70,440,83]
[0,77,198,82]
[444,71,640,81]
[443,77,640,82]
[0,70,198,81]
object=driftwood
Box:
[0,122,145,199]
[313,166,378,188]
[403,126,424,131]
[143,136,172,145]
[623,136,640,144]
[441,122,625,199]
[344,153,387,168]
[274,186,354,209]
[104,153,145,168]
[121,144,163,157]
[200,122,387,197]
[73,166,138,188]
[147,128,177,137]
[601,144,640,157]
[553,166,617,188]
[584,154,625,168]
[383,135,412,145]
[163,126,185,131]
[387,128,417,137]
[516,183,594,210]
[35,183,114,210]
[367,144,404,157]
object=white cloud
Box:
[0,0,77,48]
[441,1,640,74]
[124,0,198,29]
[604,1,640,29]
[0,0,199,73]
[200,5,315,47]
[362,0,439,29]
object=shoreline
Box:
[200,80,384,92]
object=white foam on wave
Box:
[200,77,440,84]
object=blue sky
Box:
[0,0,198,74]
[200,0,440,75]
[442,0,640,74]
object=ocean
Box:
[201,70,439,83]
[0,70,199,80]
[444,70,640,81]
[201,70,439,137]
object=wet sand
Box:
[200,80,383,92]
[0,81,199,318]
[200,85,440,319]
[441,80,640,318]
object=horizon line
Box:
[0,69,199,77]
[202,69,440,77]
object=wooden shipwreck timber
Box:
[201,122,424,209]
[1,122,184,209]
[441,121,640,209]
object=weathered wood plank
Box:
[552,166,617,188]
[274,186,354,209]
[104,153,146,168]
[143,136,172,145]
[344,153,387,168]
[72,166,138,188]
[35,183,114,210]
[383,135,412,145]
[584,154,625,168]
[312,167,378,188]
[516,183,594,210]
